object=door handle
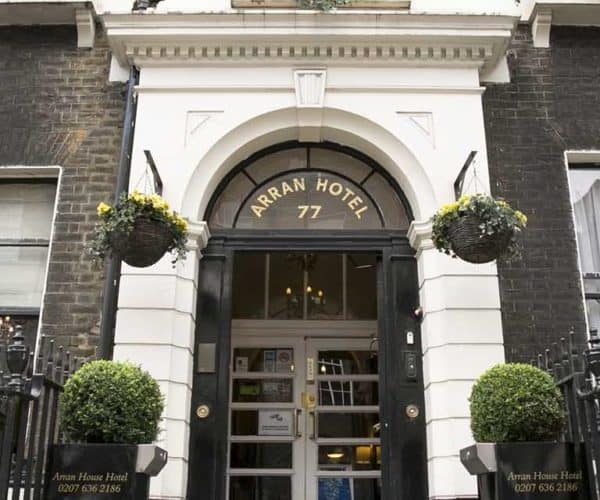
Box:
[309,411,318,440]
[294,408,302,438]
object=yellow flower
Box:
[515,210,528,226]
[129,191,146,204]
[438,202,459,217]
[97,202,112,216]
[458,195,472,207]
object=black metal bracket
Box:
[143,150,164,196]
[453,151,478,201]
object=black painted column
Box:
[378,239,429,499]
[187,239,233,500]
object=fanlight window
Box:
[207,145,411,230]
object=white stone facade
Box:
[99,2,518,498]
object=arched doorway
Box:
[188,143,428,500]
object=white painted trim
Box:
[102,11,518,75]
[532,8,552,47]
[76,7,96,48]
[0,166,62,361]
[563,150,600,339]
[134,84,485,94]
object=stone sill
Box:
[232,0,410,9]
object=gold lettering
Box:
[315,177,328,192]
[329,182,343,197]
[267,187,282,200]
[355,206,368,219]
[257,195,273,208]
[342,187,355,202]
[293,178,306,191]
[251,205,266,218]
[348,196,363,210]
[281,181,294,196]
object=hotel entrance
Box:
[188,144,428,500]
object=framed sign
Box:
[258,410,292,436]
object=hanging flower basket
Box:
[90,192,188,268]
[432,194,527,264]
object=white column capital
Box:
[186,219,210,253]
[408,219,434,253]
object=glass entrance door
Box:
[228,337,380,500]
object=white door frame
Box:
[229,326,379,500]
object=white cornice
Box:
[528,1,600,46]
[102,12,518,73]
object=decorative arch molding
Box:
[181,106,437,222]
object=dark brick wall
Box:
[0,25,126,358]
[484,25,599,362]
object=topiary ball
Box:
[470,363,565,443]
[60,360,164,444]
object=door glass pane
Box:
[318,381,378,406]
[233,253,266,319]
[307,254,343,320]
[232,379,293,403]
[318,445,381,471]
[230,476,291,500]
[269,253,304,319]
[318,351,378,375]
[231,410,294,436]
[318,478,381,500]
[346,254,377,319]
[230,443,292,469]
[318,412,380,439]
[233,348,295,373]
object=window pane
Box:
[307,254,343,320]
[245,148,307,184]
[233,348,295,373]
[230,443,292,469]
[0,247,48,308]
[236,171,382,230]
[232,379,293,403]
[233,253,266,319]
[318,412,380,439]
[318,350,378,375]
[318,381,378,406]
[318,478,381,500]
[346,254,377,319]
[231,410,294,436]
[230,477,291,500]
[310,148,371,184]
[0,183,56,240]
[269,253,304,319]
[569,168,600,274]
[209,173,254,229]
[362,173,409,229]
[318,445,381,471]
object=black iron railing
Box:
[535,329,600,500]
[0,326,81,500]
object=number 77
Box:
[298,205,322,219]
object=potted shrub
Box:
[432,194,527,264]
[460,364,587,500]
[46,361,167,500]
[91,191,188,268]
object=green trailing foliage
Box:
[60,360,164,444]
[470,363,565,443]
[299,0,349,10]
[432,193,527,261]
